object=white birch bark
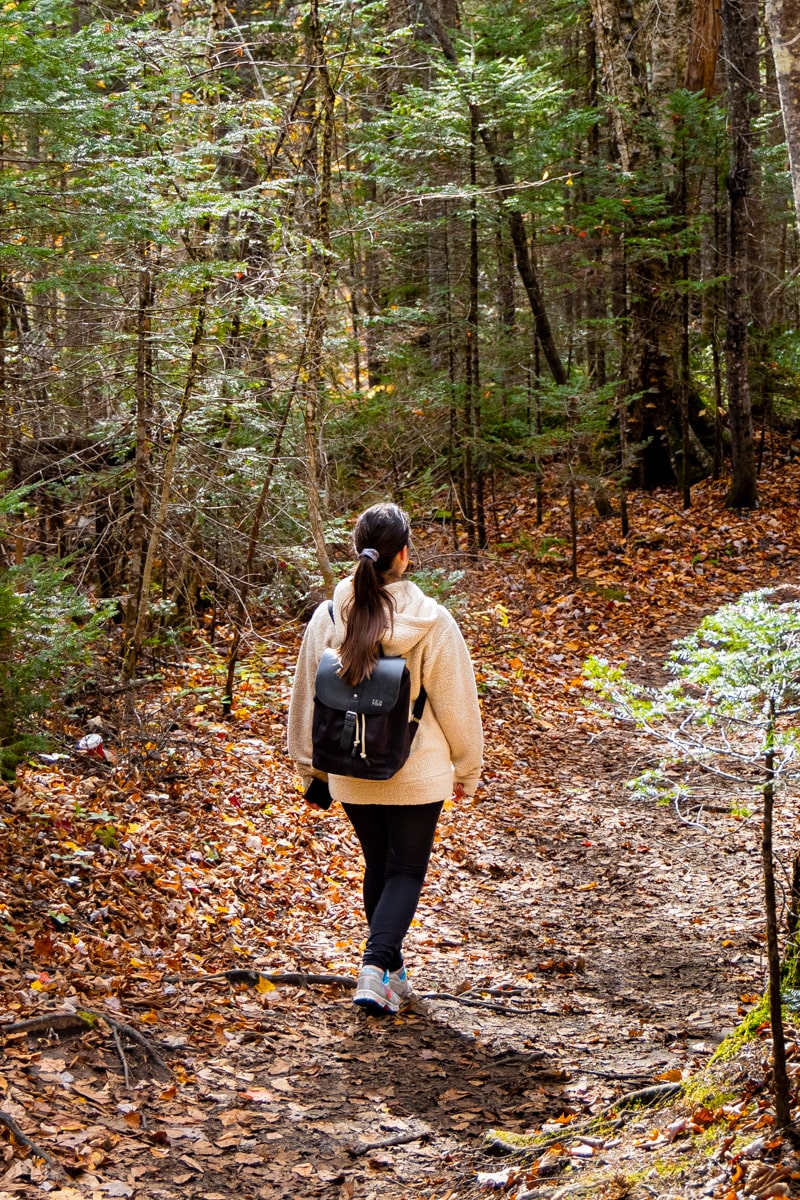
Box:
[766,0,800,237]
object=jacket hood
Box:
[331,577,440,656]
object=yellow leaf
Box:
[576,881,597,892]
[256,975,276,994]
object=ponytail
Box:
[338,503,410,685]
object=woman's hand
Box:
[453,782,465,799]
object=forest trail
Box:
[2,465,800,1199]
[116,748,773,1200]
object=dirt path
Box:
[2,694,777,1200]
[87,722,776,1200]
[208,729,777,1200]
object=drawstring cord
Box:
[352,712,369,761]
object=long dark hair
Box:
[338,503,411,685]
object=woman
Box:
[287,502,483,1015]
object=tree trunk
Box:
[124,245,156,650]
[302,0,335,596]
[418,0,567,386]
[721,0,758,507]
[122,286,209,684]
[0,602,15,778]
[465,113,486,549]
[589,0,653,175]
[766,0,800,237]
[762,709,792,1127]
[685,0,722,96]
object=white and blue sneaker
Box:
[353,966,399,1015]
[388,966,414,1008]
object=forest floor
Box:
[3,459,800,1200]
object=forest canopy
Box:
[1,0,799,695]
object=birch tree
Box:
[766,0,800,237]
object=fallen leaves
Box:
[2,463,800,1196]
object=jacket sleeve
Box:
[286,603,334,788]
[422,610,483,795]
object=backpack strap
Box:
[410,686,427,726]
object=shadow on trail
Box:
[346,1002,561,1128]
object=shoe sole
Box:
[353,995,395,1016]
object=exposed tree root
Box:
[347,1130,431,1157]
[417,989,549,1014]
[1,1007,168,1073]
[485,1082,683,1158]
[0,1108,67,1180]
[1,1011,95,1037]
[165,969,357,989]
[165,969,550,1014]
[603,1081,682,1111]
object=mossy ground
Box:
[709,995,770,1064]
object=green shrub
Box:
[409,566,466,612]
[0,557,113,780]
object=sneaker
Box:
[353,966,399,1015]
[388,966,414,1008]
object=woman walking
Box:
[287,502,483,1014]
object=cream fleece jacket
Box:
[287,577,483,806]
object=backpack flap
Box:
[312,648,419,780]
[314,648,406,713]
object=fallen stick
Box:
[0,1108,67,1180]
[111,1023,132,1089]
[348,1131,431,1157]
[566,1067,657,1081]
[518,1184,596,1200]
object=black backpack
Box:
[311,611,427,780]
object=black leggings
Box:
[342,801,443,972]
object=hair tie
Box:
[359,547,379,563]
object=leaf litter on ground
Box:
[2,462,800,1196]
